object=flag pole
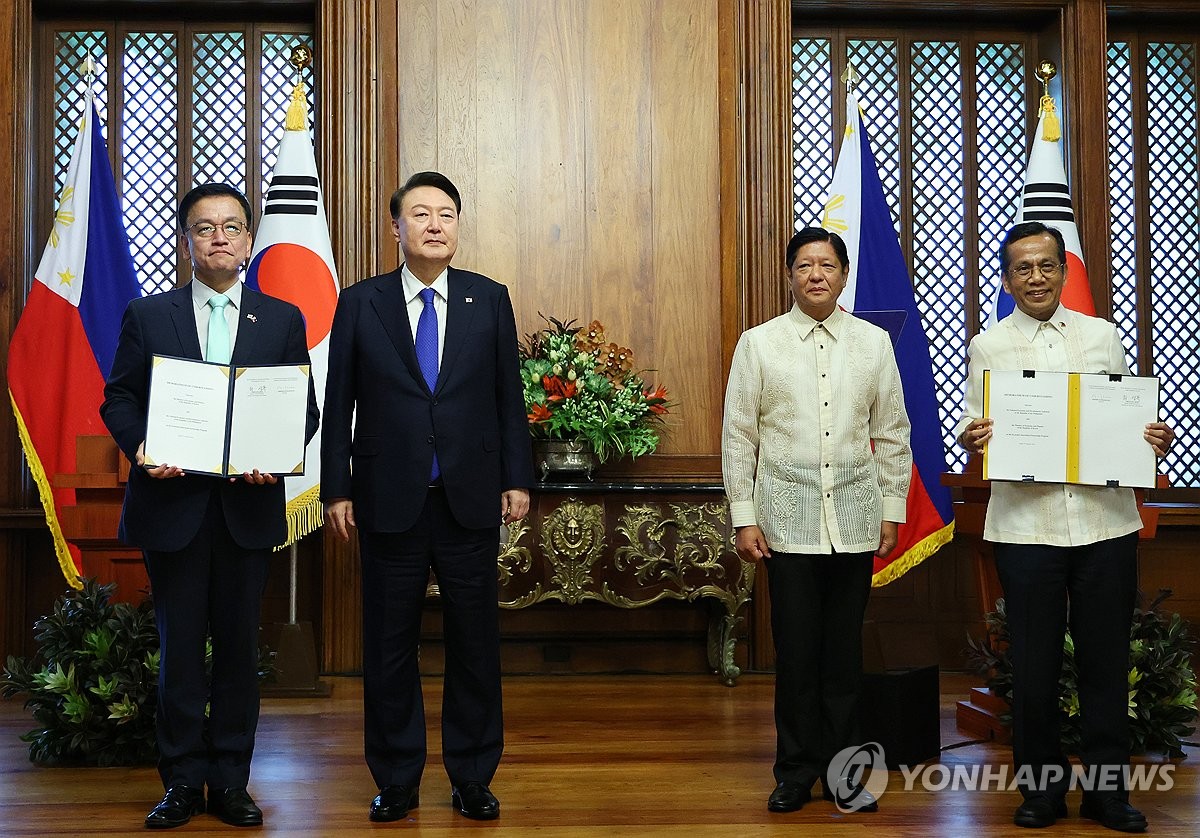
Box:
[263,43,330,697]
[285,44,309,629]
[289,543,298,624]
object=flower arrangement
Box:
[520,315,671,463]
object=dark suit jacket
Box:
[101,284,320,552]
[321,266,534,532]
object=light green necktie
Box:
[206,294,231,364]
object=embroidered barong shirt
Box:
[954,304,1142,546]
[722,305,911,554]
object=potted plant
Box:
[2,579,277,766]
[519,315,671,479]
[966,589,1198,756]
[2,578,159,765]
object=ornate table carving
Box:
[493,483,755,685]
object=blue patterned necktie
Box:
[415,286,440,480]
[206,293,231,364]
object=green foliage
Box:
[2,579,159,765]
[967,589,1198,757]
[3,579,277,767]
[520,315,673,463]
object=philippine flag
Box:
[7,95,141,586]
[246,107,339,545]
[821,91,955,585]
[983,102,1096,328]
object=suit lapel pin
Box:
[246,313,257,323]
[465,297,473,303]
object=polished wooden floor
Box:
[1,673,1196,836]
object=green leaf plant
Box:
[2,578,276,766]
[2,579,159,765]
[967,589,1198,758]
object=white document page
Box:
[984,369,1068,483]
[226,364,310,477]
[143,355,231,476]
[1076,374,1159,488]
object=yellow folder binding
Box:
[1065,374,1082,483]
[981,369,991,479]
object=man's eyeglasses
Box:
[1008,261,1064,281]
[185,221,250,239]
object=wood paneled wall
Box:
[373,0,737,464]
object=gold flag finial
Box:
[79,57,98,98]
[841,64,860,95]
[1034,60,1060,142]
[1035,60,1057,96]
[289,44,312,81]
[285,45,313,132]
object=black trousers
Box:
[359,486,503,790]
[993,531,1138,802]
[144,491,271,790]
[766,549,874,788]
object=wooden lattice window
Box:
[792,29,1035,474]
[1107,33,1200,487]
[41,22,315,296]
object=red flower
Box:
[528,403,553,423]
[645,385,669,415]
[542,375,577,403]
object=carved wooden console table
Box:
[488,482,755,685]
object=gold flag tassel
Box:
[285,81,308,131]
[1039,94,1061,142]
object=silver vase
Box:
[533,439,597,481]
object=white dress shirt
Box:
[722,305,911,554]
[954,304,1143,546]
[191,277,243,361]
[401,264,448,366]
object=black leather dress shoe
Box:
[1080,797,1148,833]
[452,782,500,820]
[767,781,812,813]
[207,788,263,827]
[369,785,419,822]
[145,785,205,829]
[1014,796,1068,828]
[822,780,879,812]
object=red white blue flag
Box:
[7,94,141,586]
[246,87,339,544]
[821,91,955,585]
[983,99,1096,327]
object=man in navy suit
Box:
[322,171,533,822]
[101,183,319,830]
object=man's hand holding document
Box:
[982,369,1159,488]
[143,354,311,477]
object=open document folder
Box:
[982,369,1159,488]
[143,354,310,477]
